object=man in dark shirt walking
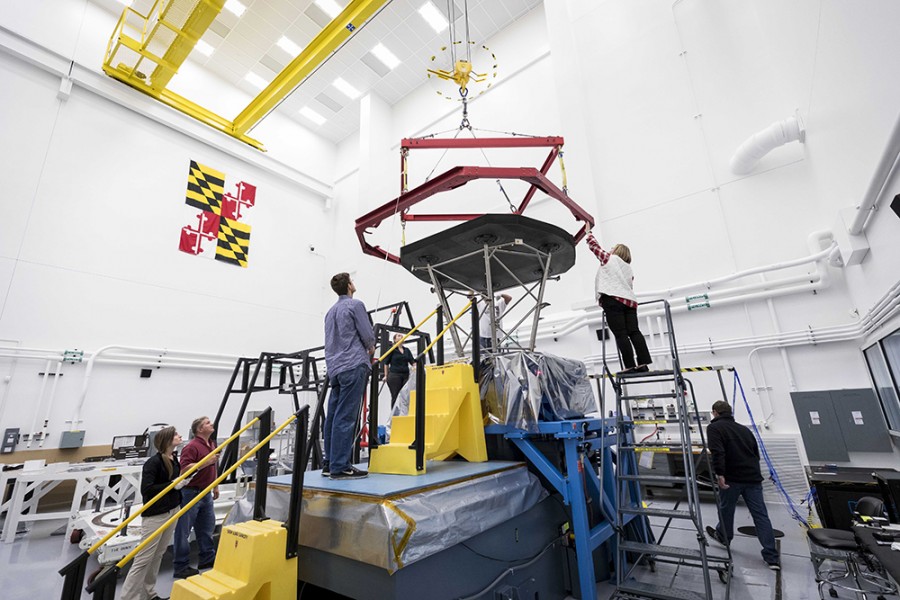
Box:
[324,272,375,480]
[706,400,780,570]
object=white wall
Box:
[0,2,338,448]
[538,0,900,466]
[344,0,900,468]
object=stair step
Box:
[616,581,705,600]
[619,474,686,484]
[619,445,694,453]
[618,369,676,379]
[620,506,693,520]
[620,541,702,560]
[621,393,679,400]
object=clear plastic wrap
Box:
[481,351,596,431]
[234,465,546,573]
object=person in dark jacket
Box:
[120,426,185,600]
[384,333,415,406]
[705,400,780,570]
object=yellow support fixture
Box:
[171,519,296,600]
[231,0,390,136]
[369,362,488,475]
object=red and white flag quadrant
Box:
[178,160,255,268]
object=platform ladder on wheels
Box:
[605,299,732,600]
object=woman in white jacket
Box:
[586,232,652,373]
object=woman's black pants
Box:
[600,295,652,370]
[387,371,409,406]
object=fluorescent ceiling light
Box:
[244,72,268,90]
[332,77,361,99]
[224,0,246,17]
[194,39,214,57]
[418,2,448,33]
[113,0,132,6]
[276,36,302,56]
[299,106,326,125]
[371,43,400,70]
[314,0,343,19]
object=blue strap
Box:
[732,369,810,528]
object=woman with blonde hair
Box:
[120,426,185,600]
[586,232,652,373]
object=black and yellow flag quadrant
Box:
[216,218,251,268]
[185,160,226,215]
[179,158,256,268]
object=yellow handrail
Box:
[87,417,259,554]
[115,412,299,568]
[374,306,439,363]
[421,300,473,358]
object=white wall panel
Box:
[0,52,60,260]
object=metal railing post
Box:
[284,405,309,559]
[253,407,273,521]
[471,297,480,382]
[58,552,89,600]
[412,336,427,471]
[436,305,444,366]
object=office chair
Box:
[807,496,898,599]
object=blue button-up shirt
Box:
[324,295,375,379]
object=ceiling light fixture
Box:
[371,43,400,70]
[418,1,449,33]
[224,0,246,17]
[244,72,268,90]
[314,0,343,19]
[276,36,302,56]
[194,39,214,57]
[332,77,361,99]
[299,106,327,125]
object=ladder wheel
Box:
[717,568,729,584]
[828,589,838,598]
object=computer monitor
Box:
[111,434,150,460]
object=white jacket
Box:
[594,256,637,303]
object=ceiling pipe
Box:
[637,240,832,300]
[729,114,805,175]
[534,241,836,342]
[848,108,900,234]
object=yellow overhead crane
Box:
[102,0,389,151]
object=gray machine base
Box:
[298,496,593,600]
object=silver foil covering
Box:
[481,351,596,431]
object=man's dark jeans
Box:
[715,480,779,564]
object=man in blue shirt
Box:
[323,272,375,480]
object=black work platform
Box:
[399,214,575,291]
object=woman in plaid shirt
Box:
[586,232,652,373]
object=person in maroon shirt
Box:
[172,416,219,579]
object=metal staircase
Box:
[605,300,732,600]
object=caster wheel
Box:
[69,528,84,544]
[828,589,837,598]
[717,569,729,584]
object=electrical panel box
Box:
[59,430,85,449]
[790,391,850,462]
[791,388,893,462]
[831,388,892,452]
[1,428,18,454]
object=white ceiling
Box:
[91,0,543,143]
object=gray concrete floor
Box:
[0,496,894,599]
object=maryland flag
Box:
[178,160,256,267]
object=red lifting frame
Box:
[355,136,595,264]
